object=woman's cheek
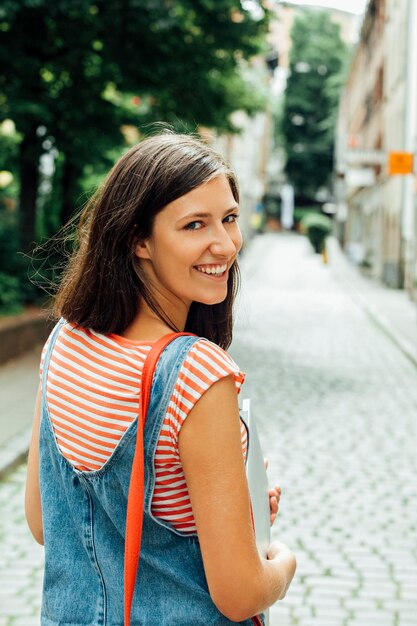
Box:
[235,226,243,253]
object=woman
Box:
[25,132,296,625]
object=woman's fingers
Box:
[263,458,282,526]
[269,493,278,526]
[269,486,281,501]
[269,486,282,526]
[269,497,278,525]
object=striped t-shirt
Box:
[40,322,246,535]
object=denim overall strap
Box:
[125,332,196,626]
[41,319,65,399]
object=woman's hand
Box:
[267,540,297,599]
[269,485,281,527]
[264,458,281,527]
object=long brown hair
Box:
[54,132,240,349]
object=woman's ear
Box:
[134,239,151,260]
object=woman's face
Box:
[135,174,242,320]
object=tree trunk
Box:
[19,130,41,252]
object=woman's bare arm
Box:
[179,375,296,622]
[25,385,44,545]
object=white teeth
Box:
[196,264,227,275]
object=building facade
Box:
[336,0,417,290]
[336,0,386,277]
[214,2,361,241]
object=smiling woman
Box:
[25,132,296,626]
[54,133,241,349]
[133,175,243,318]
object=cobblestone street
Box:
[232,234,417,626]
[1,233,417,626]
[0,465,43,626]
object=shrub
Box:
[293,207,321,230]
[0,212,44,314]
[0,272,23,314]
[301,213,332,253]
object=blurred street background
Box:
[1,0,417,624]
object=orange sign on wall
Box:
[388,152,414,176]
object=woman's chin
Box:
[194,294,228,306]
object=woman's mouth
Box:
[194,263,228,280]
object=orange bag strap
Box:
[124,332,193,626]
[123,330,263,626]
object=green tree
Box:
[0,0,269,251]
[280,9,347,200]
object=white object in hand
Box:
[241,398,271,626]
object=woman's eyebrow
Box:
[178,205,240,222]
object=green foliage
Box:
[0,129,20,210]
[301,212,332,253]
[1,0,270,177]
[0,211,26,313]
[0,0,270,312]
[293,206,321,224]
[0,272,22,314]
[0,212,43,313]
[6,6,266,166]
[279,10,348,199]
[0,213,22,275]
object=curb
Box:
[328,237,417,370]
[0,426,31,480]
[344,286,417,370]
[0,310,52,367]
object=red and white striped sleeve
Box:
[158,338,246,459]
[151,339,247,533]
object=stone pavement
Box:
[232,233,417,626]
[0,349,42,478]
[1,232,417,625]
[0,464,43,626]
[327,237,417,370]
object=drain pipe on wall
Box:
[401,0,417,292]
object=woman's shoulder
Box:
[179,337,245,395]
[163,337,246,439]
[188,337,240,368]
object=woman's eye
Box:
[184,215,239,230]
[223,214,239,224]
[185,221,203,231]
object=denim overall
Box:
[39,320,264,625]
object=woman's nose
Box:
[209,224,241,257]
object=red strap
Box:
[123,330,263,625]
[124,332,193,626]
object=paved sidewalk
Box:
[0,463,44,626]
[0,348,42,478]
[327,237,417,369]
